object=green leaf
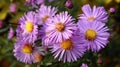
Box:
[0,5,9,20]
[0,26,9,33]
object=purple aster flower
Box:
[45,11,77,43]
[81,63,88,67]
[13,42,44,64]
[79,4,108,23]
[0,21,3,29]
[8,27,14,40]
[77,20,110,52]
[42,36,53,46]
[25,0,34,6]
[109,7,115,13]
[36,0,45,4]
[36,5,58,25]
[51,33,86,62]
[17,11,38,43]
[9,3,17,13]
[38,26,53,46]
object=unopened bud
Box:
[8,28,14,40]
[0,21,3,29]
[97,58,102,64]
[81,63,88,67]
[34,54,43,62]
[109,7,115,13]
[9,3,17,13]
[65,0,73,9]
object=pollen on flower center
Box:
[61,39,73,50]
[22,44,33,54]
[41,15,49,22]
[34,54,43,62]
[55,22,65,32]
[87,16,95,21]
[85,29,97,41]
[25,21,34,33]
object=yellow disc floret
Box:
[87,16,95,21]
[61,39,73,50]
[22,44,33,54]
[25,21,34,33]
[41,15,49,22]
[34,54,43,62]
[55,22,65,32]
[85,29,97,41]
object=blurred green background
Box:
[0,0,120,67]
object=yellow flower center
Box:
[25,21,34,33]
[85,29,97,41]
[61,39,73,50]
[55,22,65,32]
[34,54,43,62]
[41,15,49,22]
[26,0,28,2]
[22,44,33,54]
[87,16,95,21]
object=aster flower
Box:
[13,42,44,64]
[51,32,86,62]
[38,26,53,46]
[17,11,38,43]
[45,11,77,43]
[42,36,53,46]
[36,0,45,5]
[79,4,108,22]
[78,20,110,52]
[36,5,58,25]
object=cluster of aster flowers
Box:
[14,4,110,64]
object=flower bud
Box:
[9,3,17,13]
[8,28,14,40]
[34,54,43,62]
[109,7,115,13]
[97,58,102,64]
[0,21,3,29]
[65,0,73,9]
[81,63,88,67]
